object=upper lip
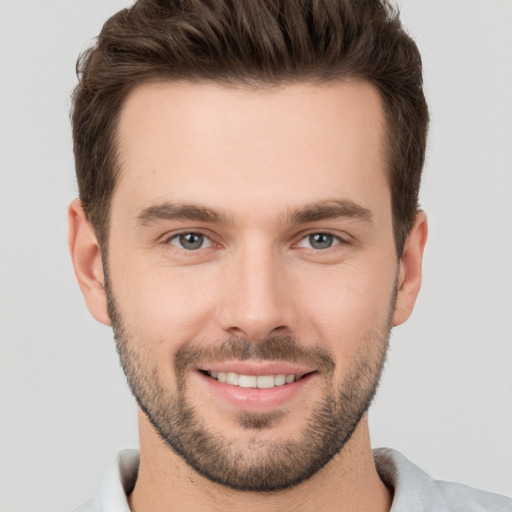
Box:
[196,361,316,377]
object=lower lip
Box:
[196,371,316,412]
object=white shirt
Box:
[73,448,512,511]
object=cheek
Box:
[294,259,396,356]
[108,236,397,360]
[109,255,222,345]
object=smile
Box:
[196,365,318,411]
[205,370,305,388]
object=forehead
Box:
[114,79,389,222]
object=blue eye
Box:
[298,233,340,250]
[169,232,212,250]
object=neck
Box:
[128,411,392,512]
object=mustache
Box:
[174,335,335,374]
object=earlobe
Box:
[68,199,111,326]
[392,211,428,326]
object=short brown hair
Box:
[72,0,428,256]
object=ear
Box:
[68,199,111,326]
[392,211,428,326]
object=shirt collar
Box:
[98,449,139,512]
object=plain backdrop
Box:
[0,1,511,511]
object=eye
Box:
[168,232,212,251]
[297,232,341,250]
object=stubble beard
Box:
[105,278,394,492]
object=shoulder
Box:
[373,447,512,512]
[436,480,512,511]
[71,449,139,512]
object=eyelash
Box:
[164,230,348,252]
[166,231,214,251]
[293,231,345,250]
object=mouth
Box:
[195,362,318,411]
[200,370,312,389]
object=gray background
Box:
[1,1,511,511]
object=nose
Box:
[217,242,298,342]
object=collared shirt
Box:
[73,448,512,511]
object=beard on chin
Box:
[105,276,393,492]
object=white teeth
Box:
[274,374,286,386]
[208,371,298,388]
[226,372,239,385]
[239,375,257,388]
[257,375,275,389]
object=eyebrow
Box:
[136,199,372,227]
[136,203,233,226]
[287,199,373,225]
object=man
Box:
[67,0,512,511]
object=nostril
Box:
[270,325,288,334]
[226,326,248,338]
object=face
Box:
[84,80,410,490]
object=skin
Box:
[69,80,427,511]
